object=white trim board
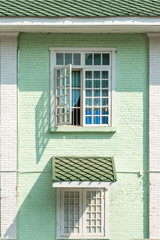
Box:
[52,181,117,188]
[1,17,160,33]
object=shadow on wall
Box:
[4,163,56,240]
[35,90,115,164]
[35,91,49,164]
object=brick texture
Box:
[148,34,160,239]
[0,35,18,239]
[18,33,149,240]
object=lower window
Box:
[56,188,108,239]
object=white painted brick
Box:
[148,35,160,239]
[0,35,18,239]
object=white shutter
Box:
[55,64,72,126]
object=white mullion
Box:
[69,64,72,125]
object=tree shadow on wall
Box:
[35,91,49,164]
[4,163,56,240]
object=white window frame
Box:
[50,47,116,128]
[56,188,109,239]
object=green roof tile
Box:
[0,0,160,17]
[52,157,117,182]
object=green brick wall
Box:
[18,33,149,240]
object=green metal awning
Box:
[52,157,117,183]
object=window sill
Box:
[50,126,117,133]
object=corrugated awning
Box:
[52,157,117,188]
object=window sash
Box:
[60,189,83,237]
[58,188,105,238]
[55,64,72,126]
[83,69,111,126]
[83,189,104,237]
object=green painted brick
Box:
[18,33,149,240]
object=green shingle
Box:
[0,0,160,17]
[52,157,117,182]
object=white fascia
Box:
[52,181,117,188]
[1,16,160,26]
[1,17,160,33]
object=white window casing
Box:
[50,48,116,128]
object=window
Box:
[50,48,116,127]
[56,188,108,239]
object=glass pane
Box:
[75,192,79,198]
[94,98,100,106]
[57,69,60,78]
[86,90,92,97]
[86,108,92,115]
[102,53,110,65]
[66,76,69,85]
[86,227,91,233]
[72,89,80,107]
[73,53,81,65]
[86,116,92,124]
[94,71,100,79]
[57,79,60,87]
[86,80,92,88]
[93,108,100,115]
[102,80,108,88]
[102,98,108,106]
[94,53,101,65]
[93,117,100,124]
[102,89,108,97]
[97,227,101,233]
[92,227,96,233]
[85,71,92,79]
[86,98,92,106]
[102,116,108,124]
[72,71,80,87]
[94,90,100,97]
[57,89,60,96]
[94,80,100,88]
[102,71,108,79]
[62,77,65,85]
[57,108,60,114]
[56,53,63,65]
[97,205,101,211]
[92,220,96,226]
[85,53,92,65]
[97,220,101,225]
[65,53,72,65]
[86,220,91,226]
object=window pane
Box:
[72,71,80,87]
[102,71,108,79]
[102,107,108,115]
[86,90,92,97]
[94,54,101,65]
[94,71,100,79]
[102,53,110,65]
[102,116,108,124]
[56,53,63,65]
[85,53,92,65]
[102,80,108,88]
[73,53,81,65]
[86,116,92,124]
[65,53,72,65]
[94,90,100,97]
[94,98,100,106]
[94,80,100,88]
[93,108,100,115]
[93,117,100,124]
[102,98,108,106]
[86,71,92,79]
[86,98,92,106]
[86,80,92,88]
[86,108,92,115]
[102,89,108,97]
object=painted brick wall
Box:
[148,34,160,239]
[0,35,18,239]
[18,33,149,240]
